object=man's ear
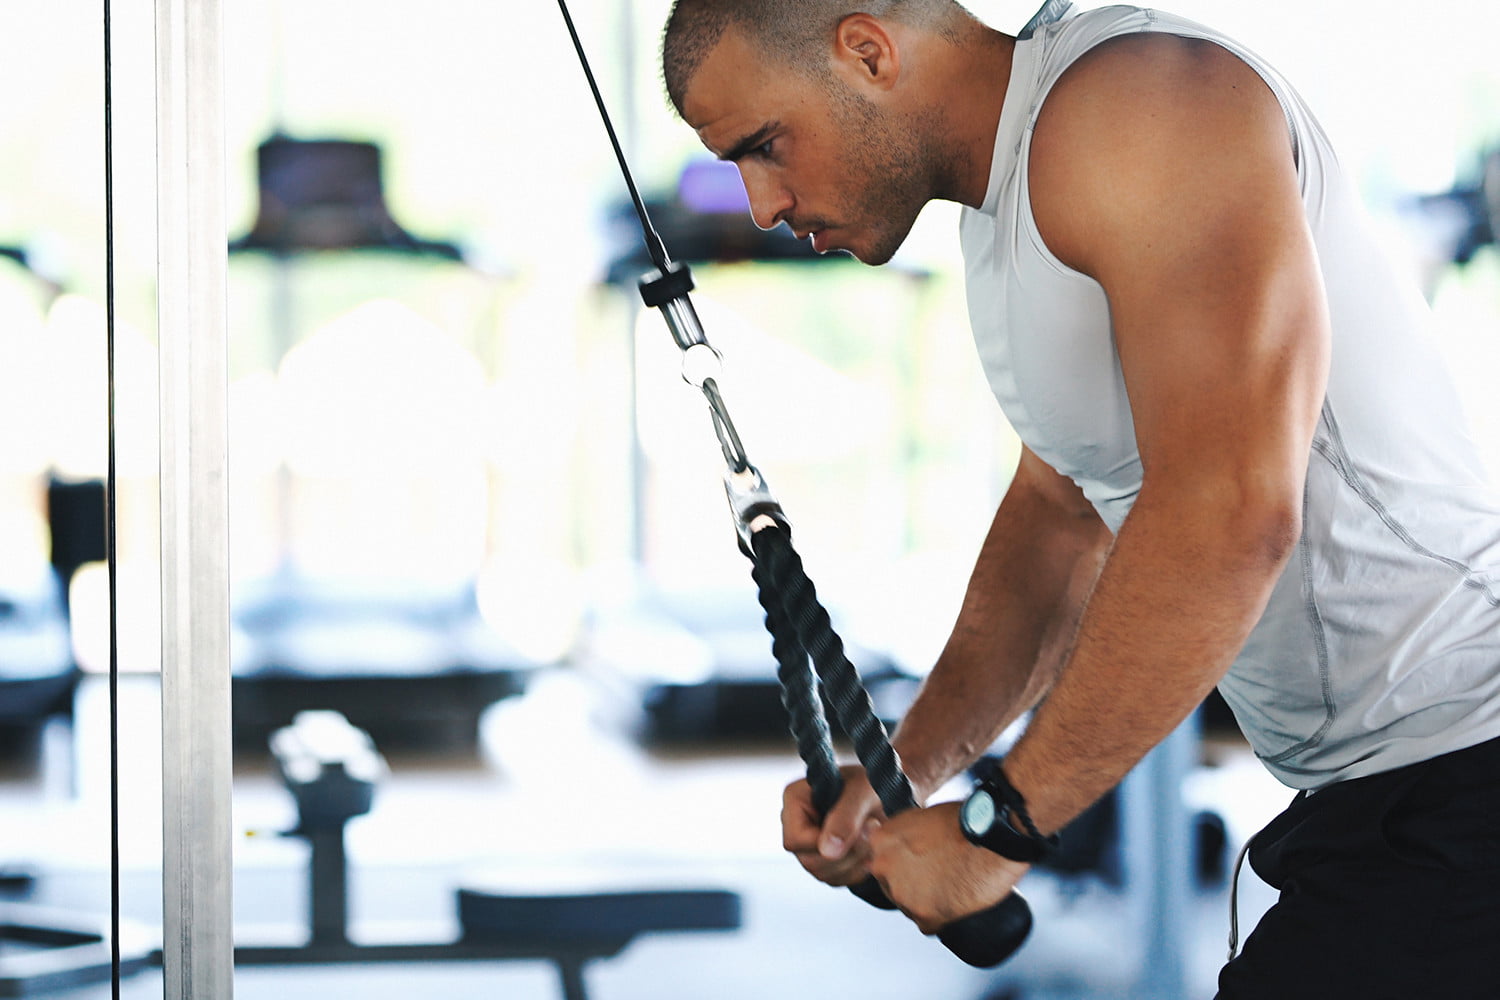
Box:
[831,13,900,90]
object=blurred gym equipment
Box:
[0,479,153,996]
[231,136,462,260]
[226,135,538,749]
[234,711,742,1000]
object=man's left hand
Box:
[865,801,1031,935]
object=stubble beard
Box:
[829,93,934,266]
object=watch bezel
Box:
[958,765,1059,863]
[959,785,997,839]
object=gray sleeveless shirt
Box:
[961,1,1500,788]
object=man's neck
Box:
[934,28,1015,208]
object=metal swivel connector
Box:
[723,464,788,555]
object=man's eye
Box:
[753,139,775,158]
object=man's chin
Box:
[843,240,901,268]
[803,219,910,266]
[814,233,893,266]
[840,223,914,267]
[852,245,898,266]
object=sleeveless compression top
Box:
[961,1,1500,788]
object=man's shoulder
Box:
[1047,29,1253,109]
[1025,23,1295,274]
[1034,27,1280,169]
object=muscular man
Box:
[661,1,1500,995]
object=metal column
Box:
[1120,717,1198,1000]
[155,0,233,995]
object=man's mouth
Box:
[797,225,842,253]
[788,221,841,254]
[790,221,827,244]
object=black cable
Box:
[101,0,121,995]
[554,0,671,272]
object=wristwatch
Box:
[958,762,1059,863]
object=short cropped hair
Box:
[661,0,967,114]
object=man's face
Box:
[680,27,929,266]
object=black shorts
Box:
[1215,733,1500,1000]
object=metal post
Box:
[556,957,591,1000]
[155,0,234,996]
[1120,717,1196,1000]
[307,830,350,947]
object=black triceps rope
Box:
[751,528,913,817]
[750,526,1033,968]
[553,0,1030,969]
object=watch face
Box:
[961,788,996,837]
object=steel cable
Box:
[101,0,122,994]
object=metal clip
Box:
[723,464,788,555]
[636,257,770,536]
[701,377,750,473]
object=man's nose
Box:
[740,169,792,231]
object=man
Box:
[661,1,1500,996]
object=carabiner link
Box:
[701,377,750,473]
[637,259,780,543]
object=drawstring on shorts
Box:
[1226,836,1254,961]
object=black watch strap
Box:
[960,760,1059,863]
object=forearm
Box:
[1001,485,1296,834]
[893,465,1110,800]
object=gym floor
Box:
[2,673,1288,1000]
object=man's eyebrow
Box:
[719,122,779,162]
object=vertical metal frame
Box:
[155,0,234,995]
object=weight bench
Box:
[234,712,742,1000]
[0,904,152,998]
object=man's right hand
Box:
[781,765,886,886]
